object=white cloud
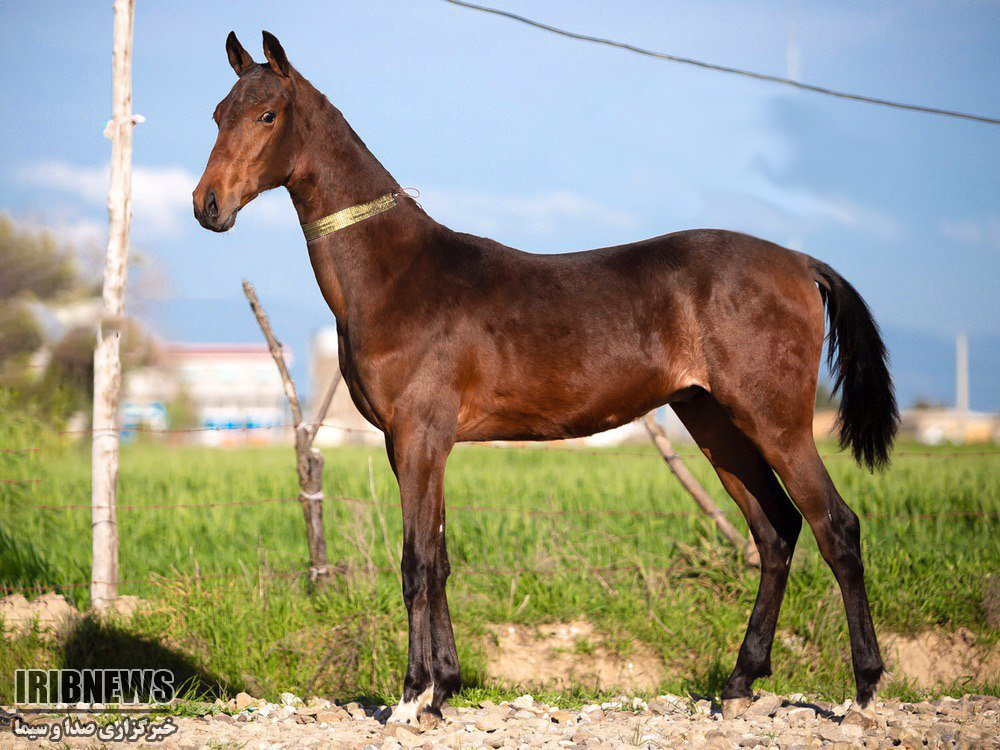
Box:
[940,216,1000,249]
[694,180,900,247]
[18,161,194,234]
[20,161,199,234]
[17,160,302,236]
[10,212,105,249]
[419,188,636,240]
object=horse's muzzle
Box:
[192,187,236,232]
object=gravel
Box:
[1,692,997,749]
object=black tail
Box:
[810,259,898,470]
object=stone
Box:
[839,722,863,738]
[316,708,348,723]
[746,695,783,718]
[785,707,815,723]
[925,722,960,744]
[393,728,426,749]
[476,714,505,732]
[235,692,258,711]
[704,737,732,750]
[511,695,534,710]
[841,709,878,732]
[817,723,845,743]
[550,711,574,724]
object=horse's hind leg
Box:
[715,394,884,710]
[672,394,802,718]
[761,436,883,708]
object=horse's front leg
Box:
[386,416,456,729]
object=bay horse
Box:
[193,32,898,728]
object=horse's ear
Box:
[226,31,254,76]
[262,31,290,77]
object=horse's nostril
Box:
[206,190,219,220]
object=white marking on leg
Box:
[388,684,435,726]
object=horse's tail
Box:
[810,258,898,470]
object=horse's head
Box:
[193,31,298,232]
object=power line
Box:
[442,0,1000,127]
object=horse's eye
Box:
[259,111,276,124]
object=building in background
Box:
[309,327,382,446]
[123,343,291,445]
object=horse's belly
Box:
[455,363,695,442]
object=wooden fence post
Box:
[642,412,760,567]
[91,0,137,614]
[243,281,340,581]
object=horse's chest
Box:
[337,341,391,433]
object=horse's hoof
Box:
[721,696,753,720]
[387,685,436,731]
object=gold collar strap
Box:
[301,192,398,242]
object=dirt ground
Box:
[484,620,668,692]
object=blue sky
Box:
[2,1,998,407]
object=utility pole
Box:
[956,332,969,414]
[786,0,801,82]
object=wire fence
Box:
[3,420,998,597]
[47,420,1000,460]
[20,493,1000,519]
[0,562,686,596]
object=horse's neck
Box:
[285,89,400,223]
[285,91,435,326]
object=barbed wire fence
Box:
[3,417,998,597]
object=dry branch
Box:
[642,412,760,567]
[243,280,338,580]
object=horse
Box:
[193,31,898,729]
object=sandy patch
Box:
[1,592,149,641]
[485,620,667,692]
[883,628,1000,688]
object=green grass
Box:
[2,404,998,707]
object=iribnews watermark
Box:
[8,715,178,743]
[15,669,175,708]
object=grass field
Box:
[2,399,998,707]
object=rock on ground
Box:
[1,692,998,749]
